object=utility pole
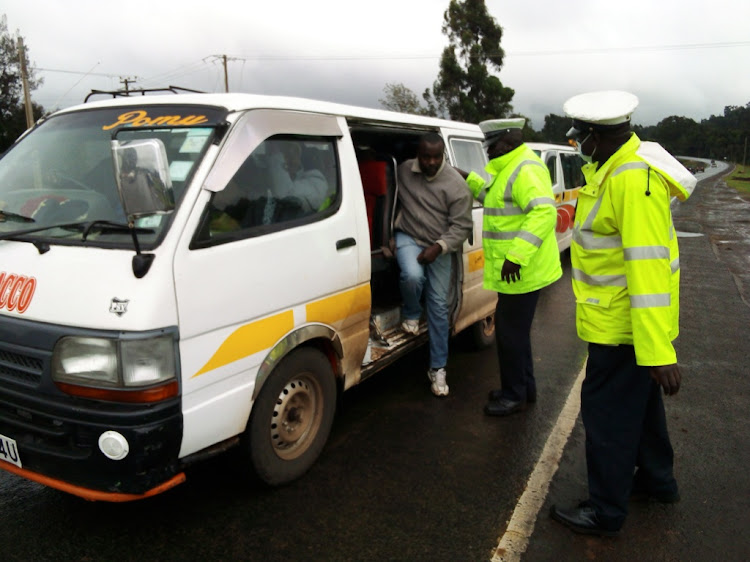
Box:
[206,54,241,92]
[119,76,138,93]
[223,55,228,93]
[17,37,34,129]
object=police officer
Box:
[464,118,562,416]
[550,91,694,536]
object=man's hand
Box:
[649,364,681,396]
[417,243,442,265]
[501,260,522,283]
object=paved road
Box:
[0,164,747,562]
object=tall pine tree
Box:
[432,0,514,123]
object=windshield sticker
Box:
[103,110,209,131]
[169,161,193,181]
[0,272,37,314]
[135,215,163,228]
[179,131,210,154]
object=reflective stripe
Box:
[524,197,556,212]
[503,160,545,204]
[484,230,518,240]
[572,267,627,287]
[623,246,670,260]
[671,258,680,274]
[630,293,671,308]
[484,229,543,246]
[484,206,524,216]
[573,226,623,249]
[611,161,649,177]
[517,230,543,247]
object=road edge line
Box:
[490,361,587,562]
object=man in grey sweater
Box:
[395,132,473,396]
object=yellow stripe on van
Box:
[193,311,294,377]
[306,285,371,325]
[468,249,485,273]
[555,189,581,204]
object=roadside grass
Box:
[726,165,750,194]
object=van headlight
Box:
[52,334,178,402]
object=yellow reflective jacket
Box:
[571,133,692,366]
[466,144,562,294]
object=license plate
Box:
[0,433,22,468]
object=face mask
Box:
[575,133,594,164]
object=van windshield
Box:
[0,105,224,247]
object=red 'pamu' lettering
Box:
[0,272,37,314]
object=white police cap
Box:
[563,90,639,126]
[479,118,526,142]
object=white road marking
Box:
[490,362,587,562]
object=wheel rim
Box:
[270,374,324,460]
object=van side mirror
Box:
[111,139,175,223]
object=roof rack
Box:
[84,85,206,103]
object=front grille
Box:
[0,349,43,386]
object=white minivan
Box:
[0,94,580,500]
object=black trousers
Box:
[494,290,541,402]
[582,343,678,530]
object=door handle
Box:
[336,237,356,250]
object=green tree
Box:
[540,114,572,144]
[1,14,44,152]
[650,115,703,157]
[432,0,514,123]
[379,83,436,116]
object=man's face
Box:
[417,141,444,178]
[486,136,512,160]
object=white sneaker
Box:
[401,319,420,335]
[427,367,449,397]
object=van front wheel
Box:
[244,347,336,486]
[471,313,496,349]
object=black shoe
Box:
[550,504,620,537]
[484,397,526,417]
[488,388,537,403]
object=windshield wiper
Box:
[0,210,35,223]
[0,220,154,241]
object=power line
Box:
[508,40,750,58]
[37,67,121,78]
[31,39,750,86]
[210,40,750,61]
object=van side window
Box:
[545,154,558,186]
[198,136,338,242]
[449,138,489,208]
[450,138,490,182]
[560,152,585,190]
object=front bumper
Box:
[0,314,183,497]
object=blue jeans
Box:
[395,231,452,369]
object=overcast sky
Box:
[4,0,750,129]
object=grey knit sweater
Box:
[394,158,473,253]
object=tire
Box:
[244,347,336,486]
[470,313,496,350]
